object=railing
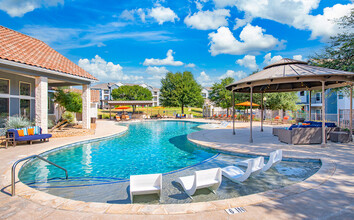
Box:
[11,155,68,196]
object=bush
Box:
[62,112,75,124]
[48,119,55,129]
[4,115,32,129]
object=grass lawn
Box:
[98,107,203,118]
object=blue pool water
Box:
[18,121,320,204]
[19,121,216,182]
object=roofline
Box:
[0,58,98,83]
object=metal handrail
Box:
[11,155,68,196]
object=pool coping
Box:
[1,121,336,215]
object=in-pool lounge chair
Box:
[236,150,282,172]
[130,173,162,203]
[177,168,222,199]
[222,157,264,183]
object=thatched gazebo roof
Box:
[226,58,354,93]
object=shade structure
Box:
[226,58,354,93]
[227,58,354,146]
[235,101,260,107]
[108,100,154,120]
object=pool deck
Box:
[0,119,353,219]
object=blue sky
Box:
[0,0,353,87]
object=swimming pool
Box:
[19,121,321,204]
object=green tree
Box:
[160,71,204,113]
[111,85,153,113]
[54,89,82,113]
[264,92,300,111]
[210,77,235,115]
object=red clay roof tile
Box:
[0,26,97,81]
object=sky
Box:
[0,0,353,88]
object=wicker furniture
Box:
[277,127,338,145]
[329,131,352,143]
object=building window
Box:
[0,79,9,94]
[20,82,31,96]
[104,90,109,94]
[48,92,55,114]
[316,93,321,102]
[154,92,157,95]
[0,98,9,127]
[300,91,304,96]
[338,93,343,99]
[20,99,30,119]
[202,93,206,98]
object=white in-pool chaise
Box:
[177,168,222,199]
[236,150,282,172]
[222,157,264,183]
[130,173,162,203]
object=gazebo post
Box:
[321,81,326,147]
[261,92,264,132]
[232,91,235,135]
[109,103,112,120]
[309,90,312,120]
[350,84,353,138]
[250,86,253,143]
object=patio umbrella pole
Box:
[261,93,264,132]
[250,86,253,143]
[109,104,112,120]
[232,91,235,135]
[321,81,326,147]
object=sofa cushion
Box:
[28,128,34,135]
[18,129,25,137]
[15,134,52,141]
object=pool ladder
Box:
[11,155,68,196]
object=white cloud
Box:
[214,0,353,41]
[197,71,214,87]
[263,53,283,65]
[149,6,179,24]
[0,0,63,17]
[219,70,247,80]
[213,0,237,8]
[120,8,146,22]
[78,55,142,82]
[146,66,169,79]
[208,24,286,56]
[143,49,184,66]
[300,4,353,40]
[184,9,230,30]
[236,55,258,71]
[185,63,196,68]
[293,55,303,61]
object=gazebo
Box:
[226,58,354,146]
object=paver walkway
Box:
[0,120,353,219]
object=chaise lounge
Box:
[6,126,52,146]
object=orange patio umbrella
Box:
[115,106,130,114]
[235,101,260,107]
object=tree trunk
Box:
[181,104,184,114]
[227,108,229,117]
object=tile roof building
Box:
[0,26,98,132]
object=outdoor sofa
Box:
[6,126,52,146]
[276,121,338,144]
[176,114,186,119]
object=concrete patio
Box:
[0,120,353,219]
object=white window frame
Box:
[19,81,31,97]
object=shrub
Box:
[4,115,32,129]
[62,112,75,124]
[48,119,55,129]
